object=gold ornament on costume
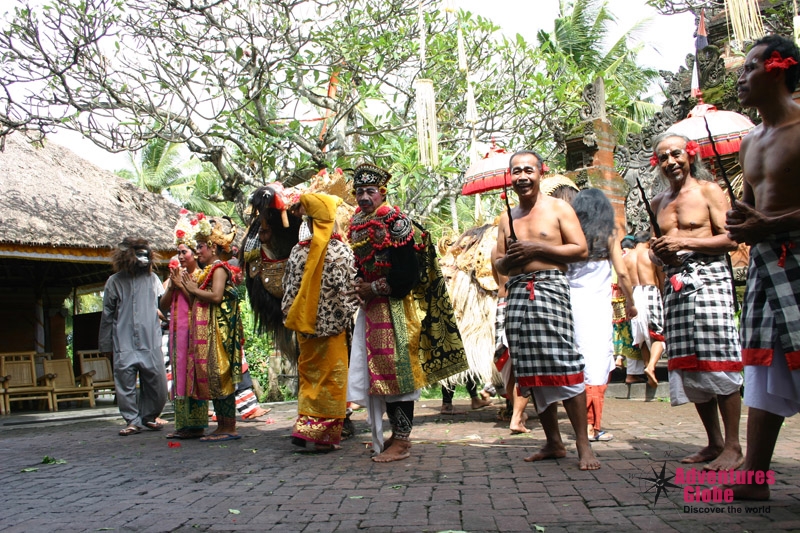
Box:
[205,217,238,254]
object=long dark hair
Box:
[571,188,614,260]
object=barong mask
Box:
[113,236,155,276]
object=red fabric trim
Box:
[649,330,665,342]
[494,350,509,372]
[742,348,773,366]
[785,350,800,371]
[517,372,584,387]
[668,355,743,372]
[667,355,698,370]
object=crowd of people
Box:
[96,34,800,498]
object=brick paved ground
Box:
[2,393,799,532]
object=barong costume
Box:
[741,231,800,417]
[662,254,742,406]
[283,193,358,446]
[505,270,585,413]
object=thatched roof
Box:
[0,132,180,254]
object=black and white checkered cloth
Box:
[505,270,584,386]
[662,254,742,372]
[741,231,800,369]
[641,285,665,339]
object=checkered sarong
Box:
[741,231,800,370]
[662,254,742,372]
[505,270,584,387]
[642,285,665,340]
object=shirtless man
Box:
[725,35,800,500]
[650,134,743,471]
[625,231,665,388]
[494,150,600,471]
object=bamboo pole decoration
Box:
[794,0,800,47]
[415,79,439,166]
[418,0,426,68]
[457,27,467,71]
[726,0,765,44]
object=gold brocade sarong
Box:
[365,294,426,396]
[292,331,349,445]
[187,282,243,401]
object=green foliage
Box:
[239,291,272,400]
[2,0,660,237]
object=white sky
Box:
[49,0,698,170]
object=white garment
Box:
[669,369,743,406]
[744,342,800,418]
[567,260,614,386]
[521,383,585,414]
[347,308,420,454]
[630,285,650,347]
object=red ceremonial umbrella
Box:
[665,103,754,159]
[460,143,511,196]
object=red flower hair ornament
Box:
[764,51,798,72]
[650,139,701,167]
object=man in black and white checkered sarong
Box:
[494,150,599,471]
[650,132,743,472]
[725,34,800,500]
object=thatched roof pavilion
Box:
[0,132,181,291]
[0,132,182,356]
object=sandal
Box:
[119,426,141,436]
[166,430,203,440]
[144,421,164,431]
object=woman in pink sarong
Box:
[160,214,209,439]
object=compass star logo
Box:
[641,461,681,507]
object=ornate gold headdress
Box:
[206,216,238,253]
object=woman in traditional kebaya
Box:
[181,217,244,442]
[161,211,209,439]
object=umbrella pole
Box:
[502,169,517,242]
[701,116,741,313]
[703,116,738,206]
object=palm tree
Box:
[116,137,236,219]
[537,0,662,141]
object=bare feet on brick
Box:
[681,445,723,464]
[510,412,530,434]
[704,448,744,471]
[725,482,771,501]
[524,443,567,463]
